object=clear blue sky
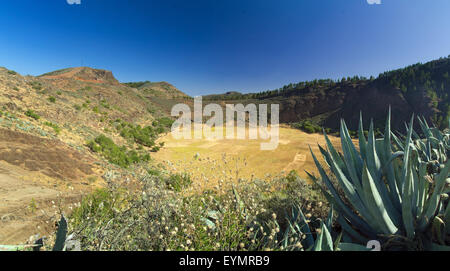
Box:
[0,0,449,96]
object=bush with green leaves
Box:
[44,121,61,135]
[25,109,40,120]
[153,117,174,131]
[29,81,42,91]
[116,118,173,148]
[87,135,150,168]
[308,109,450,250]
[291,120,325,134]
[164,173,192,192]
[120,124,157,147]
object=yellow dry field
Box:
[152,125,345,190]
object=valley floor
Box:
[152,125,343,190]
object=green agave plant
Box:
[0,215,78,251]
[308,109,450,250]
[281,206,374,251]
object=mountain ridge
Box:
[204,55,450,131]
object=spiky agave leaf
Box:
[310,111,450,249]
[52,215,68,251]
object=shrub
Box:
[118,122,170,149]
[100,100,110,109]
[25,110,40,120]
[44,121,61,135]
[29,81,42,91]
[165,173,192,192]
[153,117,174,131]
[88,135,150,168]
[48,96,56,103]
[291,120,322,134]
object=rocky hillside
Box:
[0,66,190,243]
[0,66,193,169]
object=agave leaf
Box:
[401,154,415,239]
[366,120,382,180]
[308,150,374,235]
[417,162,429,215]
[391,132,405,152]
[326,207,334,230]
[306,170,376,241]
[430,243,450,251]
[418,117,434,159]
[400,115,415,201]
[411,154,421,215]
[337,243,372,251]
[383,151,405,168]
[295,206,315,249]
[323,130,348,176]
[358,112,368,162]
[340,120,364,192]
[336,215,371,244]
[431,217,446,245]
[318,144,332,168]
[383,108,402,211]
[323,142,369,221]
[52,215,68,251]
[444,202,450,235]
[333,230,343,251]
[313,221,333,251]
[341,119,364,176]
[366,121,401,227]
[284,204,315,250]
[418,160,450,231]
[418,116,433,138]
[362,164,398,234]
[366,120,400,225]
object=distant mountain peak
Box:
[40,67,120,85]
